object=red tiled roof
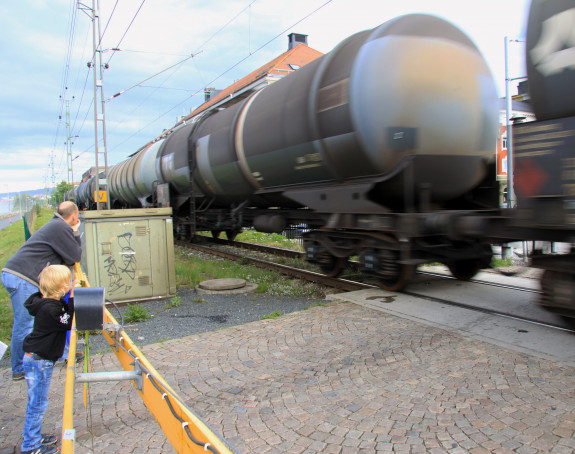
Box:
[187,43,324,117]
[134,42,324,154]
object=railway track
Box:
[176,238,575,333]
[175,239,369,292]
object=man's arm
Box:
[46,220,83,266]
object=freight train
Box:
[69,4,575,319]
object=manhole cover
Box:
[198,278,246,291]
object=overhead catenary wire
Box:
[112,48,192,57]
[63,0,334,170]
[105,0,147,66]
[105,0,261,151]
[105,52,200,102]
[99,0,120,43]
[69,0,115,139]
[66,0,143,157]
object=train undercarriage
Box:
[171,200,575,321]
[302,229,492,291]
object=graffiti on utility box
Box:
[104,232,137,295]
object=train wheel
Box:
[317,253,346,278]
[447,243,491,281]
[447,259,482,281]
[540,270,575,326]
[225,230,239,241]
[211,230,221,239]
[374,264,415,291]
[361,245,414,291]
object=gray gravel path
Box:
[89,289,326,354]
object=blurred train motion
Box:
[504,0,575,318]
[67,2,575,319]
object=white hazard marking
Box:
[530,8,575,76]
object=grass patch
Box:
[261,311,282,320]
[152,338,170,344]
[492,257,514,267]
[175,248,323,297]
[123,304,151,323]
[234,230,303,251]
[0,208,53,351]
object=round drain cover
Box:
[198,278,246,291]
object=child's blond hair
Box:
[39,265,72,299]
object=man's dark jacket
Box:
[23,292,74,361]
[2,213,82,285]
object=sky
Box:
[0,0,530,195]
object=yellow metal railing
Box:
[61,312,78,452]
[62,264,237,453]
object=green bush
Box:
[166,295,181,309]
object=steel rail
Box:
[199,237,543,295]
[177,240,369,292]
[188,238,544,296]
[401,289,575,333]
[417,270,542,294]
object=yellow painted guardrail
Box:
[62,264,237,453]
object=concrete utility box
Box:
[79,208,176,303]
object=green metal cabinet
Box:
[79,208,176,302]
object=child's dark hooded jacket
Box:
[23,292,74,361]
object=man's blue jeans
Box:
[0,271,37,375]
[22,354,55,452]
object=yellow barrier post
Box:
[61,263,84,453]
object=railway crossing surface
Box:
[1,292,574,453]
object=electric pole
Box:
[65,99,73,184]
[79,0,110,210]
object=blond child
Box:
[20,265,78,454]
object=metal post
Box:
[505,36,515,209]
[76,370,143,388]
[90,0,109,210]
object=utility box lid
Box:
[79,208,176,303]
[81,207,173,219]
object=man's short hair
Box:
[58,201,78,220]
[39,265,72,300]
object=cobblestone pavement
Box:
[1,301,575,453]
